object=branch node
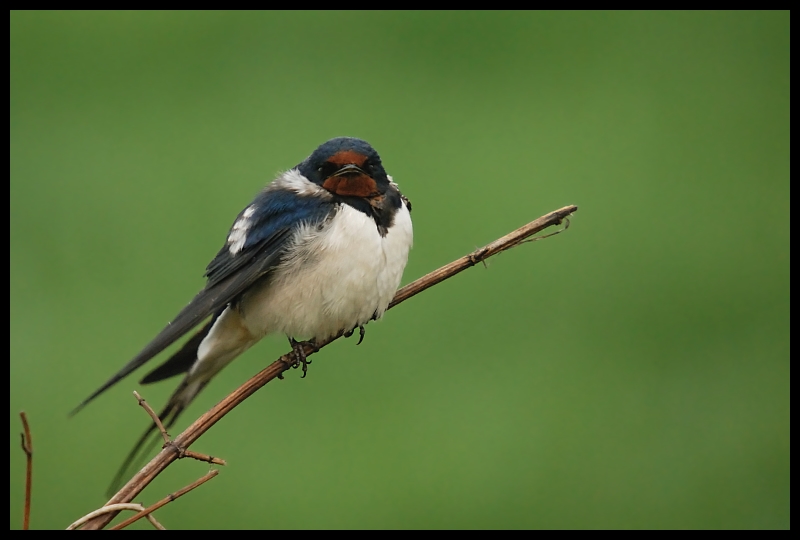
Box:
[134,391,226,465]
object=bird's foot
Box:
[344,325,366,345]
[287,337,318,378]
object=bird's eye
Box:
[318,162,338,178]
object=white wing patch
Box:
[227,169,331,256]
[277,169,330,197]
[227,204,256,255]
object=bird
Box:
[70,136,413,490]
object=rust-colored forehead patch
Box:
[327,150,368,167]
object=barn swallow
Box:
[71,137,413,488]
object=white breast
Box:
[238,202,413,340]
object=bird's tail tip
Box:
[68,401,88,418]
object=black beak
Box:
[330,163,366,178]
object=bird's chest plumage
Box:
[238,202,413,340]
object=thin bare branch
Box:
[388,206,576,308]
[110,470,219,530]
[181,450,227,466]
[133,391,170,445]
[78,204,578,529]
[67,503,165,530]
[72,391,224,530]
[19,412,33,530]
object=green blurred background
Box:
[10,11,789,529]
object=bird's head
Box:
[298,137,390,200]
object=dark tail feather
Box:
[72,310,221,418]
[140,315,217,384]
[107,422,163,498]
[68,355,156,417]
